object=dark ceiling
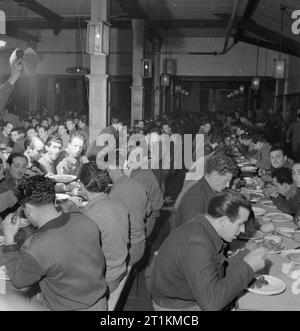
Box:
[1,0,300,56]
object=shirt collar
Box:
[194,213,225,253]
[38,212,70,233]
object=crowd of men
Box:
[1,54,300,311]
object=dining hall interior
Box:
[1,0,300,312]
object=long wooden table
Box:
[236,201,300,311]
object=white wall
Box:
[161,37,284,77]
[0,28,132,77]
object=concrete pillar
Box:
[87,0,109,145]
[153,40,161,118]
[131,19,145,126]
[47,76,55,113]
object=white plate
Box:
[263,212,293,223]
[55,193,70,201]
[252,207,266,216]
[49,175,77,183]
[241,166,257,172]
[276,226,300,238]
[261,200,277,209]
[247,275,286,295]
[281,250,300,264]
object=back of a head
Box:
[15,175,55,206]
[79,161,112,193]
[207,190,251,222]
[252,133,266,144]
[205,151,239,177]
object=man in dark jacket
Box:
[149,190,267,311]
[173,151,239,229]
[2,175,108,311]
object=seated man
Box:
[10,127,26,154]
[267,165,300,215]
[66,118,77,136]
[0,152,27,194]
[24,136,45,177]
[107,151,148,266]
[38,135,62,175]
[261,146,294,183]
[250,133,272,171]
[79,162,129,293]
[149,190,266,311]
[173,151,239,229]
[56,133,86,177]
[37,125,49,144]
[0,122,14,148]
[57,122,70,150]
[127,146,164,238]
[2,175,108,311]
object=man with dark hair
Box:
[38,135,62,174]
[56,133,86,176]
[57,122,70,150]
[0,152,27,193]
[37,126,49,144]
[10,127,26,154]
[261,146,294,183]
[87,117,123,159]
[79,162,129,293]
[78,117,89,144]
[2,175,108,311]
[250,133,272,171]
[0,122,14,147]
[149,190,266,311]
[106,151,148,266]
[173,151,239,229]
[268,166,300,215]
[65,118,77,136]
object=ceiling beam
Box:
[234,0,260,43]
[6,17,89,31]
[241,19,300,56]
[115,0,146,19]
[13,0,63,35]
[237,35,300,57]
[149,19,229,29]
[115,0,162,42]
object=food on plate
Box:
[263,212,293,223]
[261,223,275,233]
[249,276,269,289]
[292,233,300,243]
[254,238,285,252]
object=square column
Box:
[131,19,145,126]
[88,0,109,145]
